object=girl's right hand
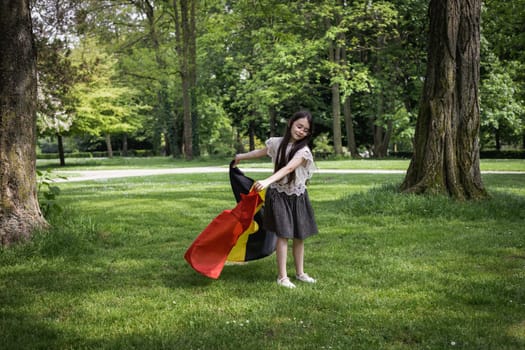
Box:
[232,155,240,167]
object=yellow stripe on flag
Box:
[227,189,266,262]
[227,221,258,262]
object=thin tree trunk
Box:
[163,132,171,156]
[331,81,343,155]
[249,120,255,151]
[372,92,393,158]
[235,129,244,154]
[57,134,65,166]
[189,0,199,157]
[374,120,393,158]
[141,0,173,157]
[269,107,277,137]
[340,26,359,160]
[343,96,359,158]
[173,0,196,160]
[327,13,343,156]
[105,133,113,158]
[495,129,501,151]
[181,74,192,159]
[122,133,128,156]
[0,0,47,245]
[372,92,384,157]
[401,0,486,200]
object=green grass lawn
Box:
[2,159,525,349]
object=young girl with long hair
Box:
[233,110,318,288]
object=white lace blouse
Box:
[265,137,317,196]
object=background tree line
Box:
[32,0,525,162]
[1,0,517,242]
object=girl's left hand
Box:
[253,179,271,192]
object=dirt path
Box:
[54,167,523,182]
[56,167,408,182]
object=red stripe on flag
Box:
[184,190,263,279]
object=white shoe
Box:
[296,273,316,283]
[277,276,296,288]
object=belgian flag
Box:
[184,162,276,279]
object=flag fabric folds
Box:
[227,163,276,262]
[184,162,276,279]
[184,189,263,279]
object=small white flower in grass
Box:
[451,341,456,346]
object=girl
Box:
[233,110,318,288]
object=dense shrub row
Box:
[37,149,155,159]
[37,149,524,160]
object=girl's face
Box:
[290,117,310,142]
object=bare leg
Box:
[293,238,305,276]
[276,237,289,279]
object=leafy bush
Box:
[36,169,65,217]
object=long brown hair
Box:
[274,110,313,183]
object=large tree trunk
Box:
[0,0,47,245]
[401,0,487,200]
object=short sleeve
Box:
[292,146,314,163]
[293,146,317,181]
[265,137,281,158]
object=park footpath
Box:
[56,167,522,182]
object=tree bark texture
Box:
[104,133,113,158]
[343,98,359,158]
[142,0,174,156]
[269,107,277,137]
[57,134,65,166]
[189,0,199,157]
[401,0,487,200]
[372,91,393,158]
[327,12,343,156]
[330,81,343,155]
[0,0,47,245]
[173,0,196,160]
[341,40,359,158]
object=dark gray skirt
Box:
[263,187,318,240]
